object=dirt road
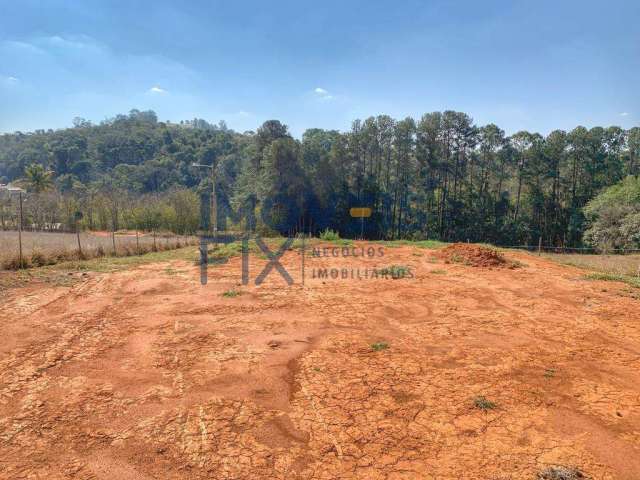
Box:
[1,244,639,479]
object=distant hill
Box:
[1,109,638,246]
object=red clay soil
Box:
[438,242,514,268]
[1,243,640,479]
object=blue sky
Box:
[1,0,638,136]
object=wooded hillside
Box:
[1,109,638,246]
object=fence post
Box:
[18,191,23,268]
[538,236,542,256]
[76,222,82,258]
[112,230,116,256]
[301,232,305,287]
[136,230,140,254]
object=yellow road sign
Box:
[350,207,372,218]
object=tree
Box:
[23,163,54,193]
[0,109,637,245]
[258,138,307,234]
[583,175,640,250]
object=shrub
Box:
[53,250,72,263]
[319,229,341,241]
[2,255,31,270]
[0,233,193,271]
[30,251,48,267]
[222,289,241,298]
[371,342,389,351]
[473,396,496,411]
[537,466,589,480]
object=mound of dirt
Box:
[437,243,516,268]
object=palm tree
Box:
[23,164,54,193]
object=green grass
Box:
[582,272,640,288]
[543,252,640,277]
[374,239,446,249]
[32,246,196,274]
[0,236,316,292]
[473,396,497,411]
[2,236,446,291]
[333,238,354,246]
[377,264,411,279]
[0,245,200,291]
[412,240,447,249]
[210,236,325,260]
[448,253,468,265]
[208,241,244,261]
[371,341,389,351]
[319,229,341,241]
[164,266,182,276]
[292,236,319,249]
[316,229,353,246]
[222,289,241,298]
[430,269,446,275]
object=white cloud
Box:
[237,110,251,117]
[1,35,198,99]
[46,35,89,49]
[2,76,19,85]
[0,34,207,132]
[148,86,167,94]
[2,40,47,55]
[620,112,630,117]
[314,87,334,100]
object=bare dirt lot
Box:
[1,243,639,479]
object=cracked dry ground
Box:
[1,244,640,479]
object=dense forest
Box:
[1,109,639,247]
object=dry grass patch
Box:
[537,466,589,480]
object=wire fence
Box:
[500,245,640,255]
[0,230,197,270]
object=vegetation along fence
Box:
[0,230,196,270]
